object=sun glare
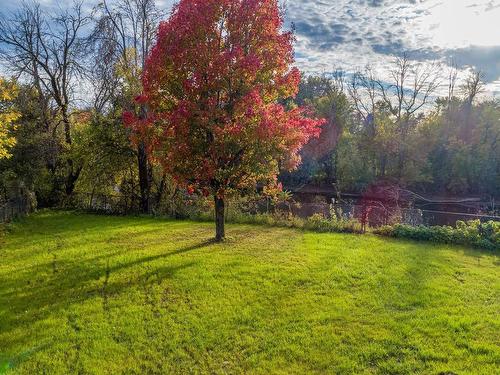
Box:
[424,0,500,48]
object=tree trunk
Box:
[137,103,151,214]
[137,141,150,214]
[61,107,81,197]
[155,173,167,207]
[65,172,80,196]
[214,196,225,242]
[62,107,72,145]
[65,160,82,196]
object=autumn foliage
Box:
[0,78,20,159]
[125,0,324,239]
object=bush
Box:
[191,209,364,235]
[374,220,499,250]
[304,213,363,234]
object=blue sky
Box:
[1,0,499,97]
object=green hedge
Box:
[194,208,498,250]
[374,220,499,251]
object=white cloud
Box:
[287,0,500,97]
[1,0,499,97]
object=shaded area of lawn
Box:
[0,211,498,374]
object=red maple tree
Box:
[127,0,324,241]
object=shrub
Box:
[375,220,499,250]
[195,210,363,235]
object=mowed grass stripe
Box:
[0,211,498,374]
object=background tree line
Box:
[0,1,498,213]
[283,59,499,198]
[0,0,169,210]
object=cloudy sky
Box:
[1,0,499,97]
[287,0,500,97]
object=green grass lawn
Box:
[0,211,499,374]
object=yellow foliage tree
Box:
[115,48,142,103]
[0,78,20,159]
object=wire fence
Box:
[67,191,499,228]
[277,202,425,227]
[286,201,498,227]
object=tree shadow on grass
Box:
[2,213,146,258]
[0,238,214,355]
[2,211,213,266]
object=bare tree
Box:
[375,55,440,178]
[347,66,383,176]
[460,69,484,142]
[88,0,162,109]
[86,14,121,113]
[89,0,163,213]
[378,54,441,130]
[462,70,484,107]
[0,1,90,194]
[447,63,458,106]
[348,66,380,136]
[347,55,441,180]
